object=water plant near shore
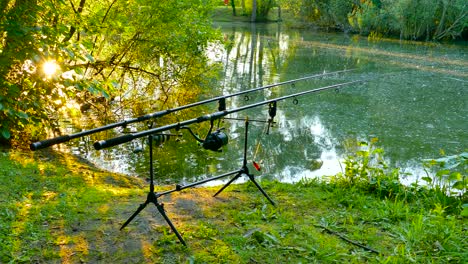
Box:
[329,139,466,216]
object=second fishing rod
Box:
[94,80,364,150]
[94,78,364,245]
[30,69,355,151]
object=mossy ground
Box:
[0,148,466,263]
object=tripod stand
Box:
[173,118,275,205]
[120,135,187,246]
[120,118,275,246]
[212,119,275,205]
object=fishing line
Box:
[251,121,268,171]
[251,101,278,171]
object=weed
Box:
[422,152,467,215]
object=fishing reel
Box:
[201,129,228,151]
[266,101,277,135]
[180,120,228,152]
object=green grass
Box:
[0,147,466,263]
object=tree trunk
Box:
[63,0,86,42]
[231,0,237,16]
[251,0,257,22]
[278,4,282,21]
[248,24,257,86]
[434,0,448,39]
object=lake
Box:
[63,22,467,187]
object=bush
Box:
[348,0,381,35]
[329,138,466,217]
[329,138,404,198]
[287,0,467,40]
[389,0,439,40]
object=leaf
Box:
[436,169,450,177]
[452,181,465,190]
[100,90,110,99]
[356,151,368,157]
[74,83,84,91]
[461,204,468,217]
[448,172,462,181]
[74,67,84,75]
[62,47,75,59]
[85,53,95,63]
[373,148,384,154]
[264,233,279,244]
[16,111,29,120]
[110,81,120,89]
[243,228,261,238]
[0,128,11,139]
[421,176,432,183]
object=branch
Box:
[314,224,380,254]
[63,0,86,43]
[116,64,161,78]
[434,5,467,40]
[105,32,142,79]
[67,61,161,79]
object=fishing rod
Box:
[29,69,354,151]
[94,80,364,150]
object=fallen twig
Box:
[314,224,380,254]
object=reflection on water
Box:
[61,22,467,186]
[273,115,343,182]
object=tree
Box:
[231,0,237,16]
[283,0,466,40]
[251,0,257,21]
[0,0,220,147]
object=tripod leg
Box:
[247,174,276,206]
[120,202,148,230]
[213,172,241,197]
[155,202,187,246]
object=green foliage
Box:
[421,152,467,215]
[348,0,382,35]
[283,0,362,28]
[329,139,466,217]
[0,0,220,146]
[0,1,66,146]
[422,152,467,196]
[329,138,403,198]
[349,0,468,39]
[386,0,439,40]
[327,0,355,29]
[244,0,277,21]
[283,0,467,40]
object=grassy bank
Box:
[0,147,466,263]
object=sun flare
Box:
[43,60,59,77]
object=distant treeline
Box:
[282,0,467,40]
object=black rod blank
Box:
[94,80,364,150]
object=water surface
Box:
[62,22,467,186]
